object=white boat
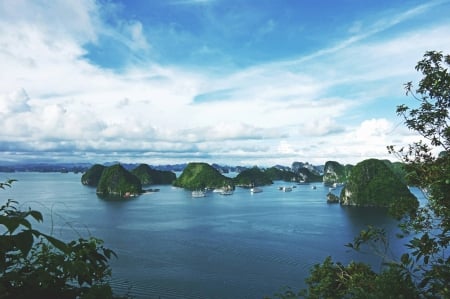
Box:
[282,187,292,192]
[192,190,206,198]
[220,189,234,196]
[250,187,263,193]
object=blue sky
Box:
[0,0,449,166]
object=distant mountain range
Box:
[0,161,325,175]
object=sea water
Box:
[0,172,420,299]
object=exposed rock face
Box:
[323,161,352,186]
[340,159,418,218]
[173,162,234,190]
[131,164,176,185]
[233,167,273,187]
[81,164,105,186]
[96,164,142,198]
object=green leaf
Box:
[41,233,69,253]
[401,253,410,265]
[14,230,34,256]
[29,210,43,222]
[0,216,20,233]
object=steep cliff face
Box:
[340,159,418,217]
[131,164,176,185]
[96,164,142,198]
[323,161,352,185]
[173,162,234,190]
[81,164,105,187]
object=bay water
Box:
[1,172,420,299]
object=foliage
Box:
[271,51,450,299]
[340,158,418,219]
[96,164,142,198]
[81,164,106,187]
[0,180,117,299]
[131,164,176,185]
[233,166,273,187]
[173,162,234,190]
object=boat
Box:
[311,185,317,190]
[282,187,292,192]
[220,189,234,196]
[250,187,263,193]
[192,190,206,198]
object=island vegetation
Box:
[81,164,105,187]
[130,163,176,185]
[96,164,142,198]
[233,166,273,187]
[340,158,419,217]
[173,162,234,190]
[322,161,352,186]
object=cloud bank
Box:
[0,0,449,166]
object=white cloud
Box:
[0,89,30,114]
[0,0,448,166]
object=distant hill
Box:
[264,167,296,182]
[173,162,234,190]
[96,164,142,198]
[340,158,418,218]
[233,167,272,187]
[131,164,176,185]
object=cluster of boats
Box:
[192,186,234,197]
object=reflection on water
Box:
[1,172,421,299]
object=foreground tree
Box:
[271,51,449,298]
[0,180,118,299]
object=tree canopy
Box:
[0,180,118,299]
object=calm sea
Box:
[0,172,422,299]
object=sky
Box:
[0,0,449,167]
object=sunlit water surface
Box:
[1,172,423,299]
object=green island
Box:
[173,162,234,190]
[131,163,176,185]
[96,164,143,198]
[233,166,273,187]
[340,158,419,217]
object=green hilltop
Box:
[340,158,418,218]
[96,164,142,198]
[131,164,176,185]
[173,162,234,190]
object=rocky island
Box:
[340,158,418,218]
[233,167,272,187]
[173,162,234,190]
[81,164,106,187]
[96,164,143,198]
[131,163,176,185]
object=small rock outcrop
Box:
[326,192,340,204]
